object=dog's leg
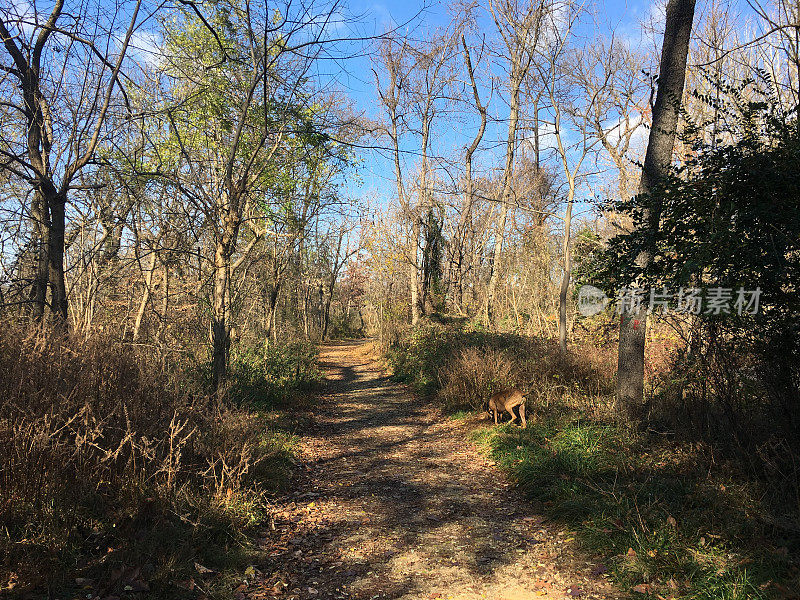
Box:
[520,402,526,428]
[509,407,518,424]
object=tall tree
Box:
[159,0,346,391]
[484,0,545,327]
[533,1,596,352]
[405,32,455,317]
[0,0,143,323]
[451,32,488,314]
[373,39,421,324]
[616,0,697,417]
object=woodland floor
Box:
[244,341,623,600]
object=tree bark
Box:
[410,219,421,325]
[264,281,281,342]
[132,251,158,342]
[322,279,335,340]
[211,200,241,394]
[47,192,68,323]
[30,190,50,320]
[559,182,575,352]
[211,243,231,394]
[616,0,696,418]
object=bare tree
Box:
[484,0,546,327]
[616,0,697,417]
[405,32,457,316]
[534,7,606,352]
[573,37,651,203]
[374,39,422,324]
[0,0,143,323]
[450,31,489,313]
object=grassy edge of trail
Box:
[1,331,321,599]
[385,323,797,600]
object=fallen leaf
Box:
[666,515,677,528]
[633,583,653,594]
[565,584,583,596]
[590,564,608,577]
[668,578,679,590]
[123,580,149,593]
[175,579,195,591]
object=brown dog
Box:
[487,388,527,428]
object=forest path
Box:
[247,341,621,600]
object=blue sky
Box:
[4,0,659,219]
[312,0,662,223]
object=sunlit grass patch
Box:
[479,419,793,599]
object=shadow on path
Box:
[249,341,621,600]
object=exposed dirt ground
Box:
[245,341,623,600]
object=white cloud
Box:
[125,29,163,67]
[602,114,648,152]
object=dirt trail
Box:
[248,341,621,600]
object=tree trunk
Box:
[132,251,157,342]
[616,0,696,418]
[211,242,231,394]
[453,35,487,317]
[485,202,509,326]
[47,192,68,323]
[418,114,432,318]
[485,44,526,328]
[211,196,241,394]
[410,219,421,325]
[264,281,281,342]
[302,282,312,340]
[30,190,50,320]
[158,264,169,341]
[322,279,335,340]
[559,182,575,352]
[533,97,540,168]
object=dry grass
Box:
[0,324,296,595]
[439,346,518,411]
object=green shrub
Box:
[230,340,322,406]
